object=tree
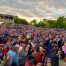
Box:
[43,19,47,23]
[14,16,18,24]
[46,20,57,28]
[30,19,37,25]
[63,18,66,28]
[14,16,66,28]
[20,19,29,25]
[37,21,45,28]
[14,17,29,25]
[56,16,64,28]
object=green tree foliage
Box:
[43,19,47,23]
[45,20,57,28]
[63,18,66,28]
[36,21,45,28]
[14,17,29,25]
[56,16,64,28]
[30,19,37,25]
[14,16,66,28]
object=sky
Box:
[0,0,66,21]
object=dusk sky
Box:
[0,0,66,21]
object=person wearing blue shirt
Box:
[8,45,18,66]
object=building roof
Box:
[0,13,16,17]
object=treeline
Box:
[14,16,66,28]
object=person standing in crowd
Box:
[51,51,59,66]
[63,43,66,62]
[0,26,66,66]
[35,46,41,63]
[24,55,35,66]
[58,48,62,59]
[19,44,28,66]
[8,45,18,66]
[62,44,65,60]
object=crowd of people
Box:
[0,25,66,66]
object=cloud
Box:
[0,0,66,20]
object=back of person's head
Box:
[27,55,34,61]
[36,46,39,52]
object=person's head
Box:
[39,46,44,53]
[10,45,17,51]
[22,44,26,49]
[36,63,42,66]
[58,48,61,51]
[26,45,30,51]
[27,55,34,63]
[36,46,39,52]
